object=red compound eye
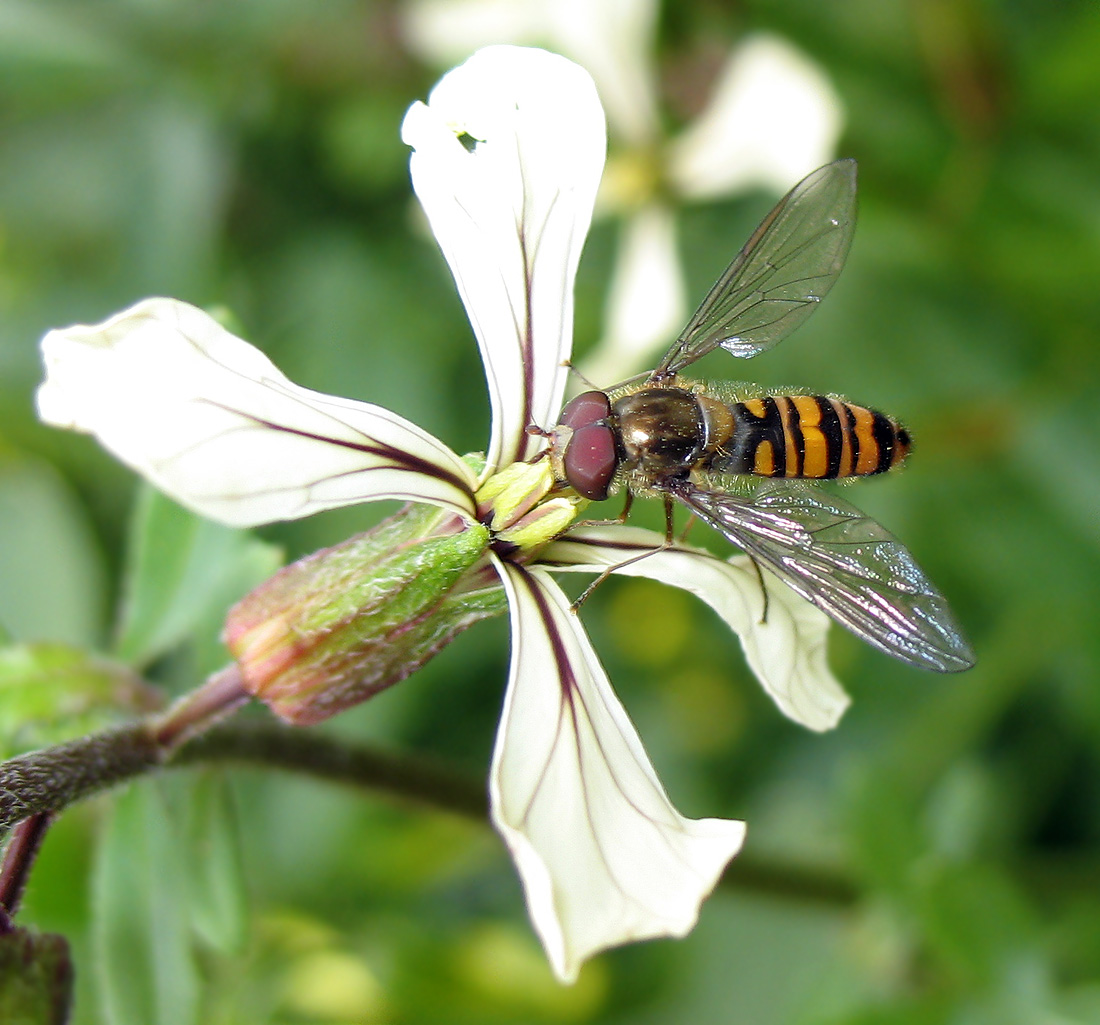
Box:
[558,390,611,430]
[557,391,616,501]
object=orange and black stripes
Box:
[715,395,911,479]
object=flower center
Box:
[473,457,584,562]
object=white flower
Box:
[36,46,847,982]
[402,0,844,382]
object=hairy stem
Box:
[0,665,251,838]
[0,712,860,910]
[151,664,251,748]
[0,813,55,927]
[0,724,162,834]
[174,726,860,904]
[172,721,489,819]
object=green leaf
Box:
[0,0,130,66]
[114,485,282,672]
[0,458,104,649]
[91,781,200,1025]
[912,861,1039,988]
[0,928,73,1025]
[0,643,155,759]
[842,764,925,896]
[185,774,247,956]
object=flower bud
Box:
[494,498,579,557]
[224,504,500,725]
[475,459,557,532]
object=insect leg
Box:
[677,512,697,543]
[746,554,769,624]
[570,545,670,611]
[572,489,633,530]
[569,491,669,611]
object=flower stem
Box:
[0,724,162,835]
[0,703,860,911]
[151,664,251,748]
[170,721,488,819]
[0,664,250,848]
[0,813,54,929]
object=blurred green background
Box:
[2,0,1100,1022]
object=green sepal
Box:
[224,504,497,725]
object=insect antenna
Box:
[560,359,602,391]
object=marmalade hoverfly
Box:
[547,159,975,673]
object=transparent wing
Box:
[655,159,857,379]
[663,479,975,672]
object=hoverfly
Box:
[547,159,975,673]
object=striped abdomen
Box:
[710,395,911,479]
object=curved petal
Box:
[491,558,745,982]
[578,203,685,386]
[403,0,545,63]
[545,0,659,147]
[402,46,605,470]
[669,33,843,199]
[402,0,658,145]
[37,298,478,527]
[542,525,849,732]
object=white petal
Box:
[403,0,545,63]
[491,559,745,982]
[669,33,844,199]
[402,0,659,145]
[578,203,685,386]
[37,298,478,527]
[542,525,850,732]
[402,46,605,470]
[545,0,659,146]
